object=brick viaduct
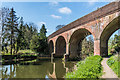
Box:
[48,2,120,60]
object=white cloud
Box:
[37,22,46,28]
[51,14,62,19]
[58,7,72,14]
[49,1,59,6]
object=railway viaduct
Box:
[48,1,120,60]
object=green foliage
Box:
[108,34,120,55]
[107,55,120,77]
[17,49,37,54]
[30,34,48,54]
[2,7,49,55]
[39,24,47,39]
[65,55,102,78]
[3,8,19,55]
[81,36,94,59]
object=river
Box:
[0,58,77,79]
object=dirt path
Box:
[101,58,118,78]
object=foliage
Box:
[56,25,65,30]
[39,24,47,40]
[108,34,120,55]
[65,55,102,78]
[30,24,48,54]
[3,8,19,55]
[81,35,94,59]
[1,7,49,55]
[107,55,120,77]
[17,49,37,54]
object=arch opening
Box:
[55,36,66,58]
[69,28,94,60]
[49,40,54,54]
[100,16,120,56]
[108,29,120,56]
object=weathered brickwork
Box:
[48,2,120,59]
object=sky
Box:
[1,1,119,37]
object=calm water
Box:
[0,58,77,78]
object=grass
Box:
[17,49,37,54]
[107,54,120,77]
[1,49,38,55]
[65,55,103,79]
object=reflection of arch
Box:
[69,28,94,58]
[49,40,54,54]
[100,16,120,56]
[55,36,66,57]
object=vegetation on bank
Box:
[107,54,120,77]
[65,55,103,78]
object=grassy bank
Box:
[65,55,103,78]
[107,54,120,77]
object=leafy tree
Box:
[30,35,48,54]
[56,25,65,30]
[108,34,120,55]
[81,36,94,58]
[4,8,19,55]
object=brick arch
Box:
[99,15,120,56]
[68,28,95,58]
[68,27,95,43]
[55,36,67,57]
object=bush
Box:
[107,55,120,77]
[65,55,102,78]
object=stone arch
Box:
[100,15,120,56]
[69,28,94,59]
[49,40,54,54]
[55,36,66,57]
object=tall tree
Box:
[4,8,19,55]
[39,24,47,40]
[1,7,10,52]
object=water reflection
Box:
[1,58,77,78]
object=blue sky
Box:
[2,2,119,37]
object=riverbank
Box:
[65,55,103,78]
[107,54,120,77]
[0,54,51,65]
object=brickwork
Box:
[48,2,120,59]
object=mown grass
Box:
[65,55,103,79]
[107,54,120,77]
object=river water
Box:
[0,58,77,78]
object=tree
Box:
[39,24,47,40]
[1,7,10,52]
[81,36,94,58]
[108,34,120,55]
[56,25,65,31]
[30,35,48,54]
[4,8,19,55]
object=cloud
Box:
[51,14,62,19]
[37,22,46,28]
[58,7,72,14]
[88,0,98,5]
[49,1,59,6]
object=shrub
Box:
[65,55,102,78]
[107,55,119,77]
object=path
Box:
[101,58,118,79]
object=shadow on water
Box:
[1,58,77,78]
